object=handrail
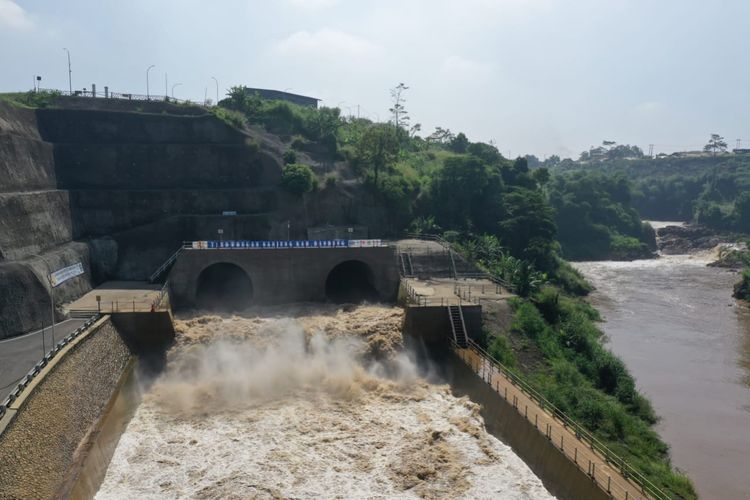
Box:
[405,233,514,293]
[149,247,183,283]
[0,314,100,422]
[455,336,671,500]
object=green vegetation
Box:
[280,163,317,195]
[548,172,656,260]
[0,90,61,108]
[482,290,695,498]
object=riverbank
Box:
[573,252,750,499]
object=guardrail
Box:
[37,88,198,105]
[0,314,100,422]
[405,233,515,293]
[454,336,670,500]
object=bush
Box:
[281,163,317,195]
[283,149,297,165]
[488,334,517,368]
[211,107,247,129]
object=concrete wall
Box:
[169,247,400,308]
[0,318,132,499]
[445,355,609,500]
[403,305,483,346]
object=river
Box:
[96,305,554,499]
[574,225,750,499]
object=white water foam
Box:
[96,305,554,499]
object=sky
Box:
[1,0,748,158]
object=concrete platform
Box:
[402,276,513,306]
[66,281,164,313]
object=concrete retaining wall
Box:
[0,317,131,499]
[445,354,609,500]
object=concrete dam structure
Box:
[169,245,400,309]
[0,98,658,500]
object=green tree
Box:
[499,188,557,269]
[704,133,728,155]
[449,132,469,153]
[281,163,317,195]
[389,82,410,129]
[354,124,400,186]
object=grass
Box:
[0,90,61,108]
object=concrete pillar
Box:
[104,86,109,98]
[92,84,96,98]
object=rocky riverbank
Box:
[655,224,736,255]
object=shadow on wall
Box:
[195,262,254,312]
[325,260,378,303]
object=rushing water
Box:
[96,305,554,499]
[574,236,750,499]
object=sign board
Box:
[190,239,386,249]
[49,262,84,287]
[222,211,237,216]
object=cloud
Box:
[0,0,33,30]
[286,0,338,10]
[274,29,383,61]
[440,55,495,82]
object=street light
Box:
[63,48,72,93]
[211,76,219,105]
[146,64,155,99]
[171,82,182,98]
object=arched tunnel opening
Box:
[325,260,379,303]
[196,263,253,311]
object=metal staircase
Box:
[399,252,415,277]
[149,247,183,284]
[448,305,468,348]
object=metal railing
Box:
[149,247,184,283]
[37,88,198,105]
[405,233,514,292]
[453,337,670,500]
[0,314,100,422]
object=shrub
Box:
[283,149,297,165]
[325,174,337,188]
[488,334,516,368]
[281,163,316,195]
[212,107,248,129]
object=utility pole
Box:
[737,138,742,150]
[211,76,219,105]
[648,144,654,158]
[204,87,208,105]
[165,73,168,99]
[63,48,72,92]
[146,64,155,99]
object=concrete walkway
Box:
[458,345,659,500]
[66,281,163,313]
[0,318,87,401]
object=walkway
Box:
[0,318,87,401]
[457,342,665,500]
[66,281,166,313]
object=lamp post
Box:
[146,64,155,99]
[33,254,55,354]
[211,76,219,104]
[164,72,168,98]
[63,48,72,93]
[171,82,182,98]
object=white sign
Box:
[49,262,84,287]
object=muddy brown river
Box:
[575,243,750,499]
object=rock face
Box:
[0,98,389,339]
[656,224,729,255]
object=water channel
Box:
[574,223,750,499]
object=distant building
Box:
[733,148,750,155]
[244,88,320,108]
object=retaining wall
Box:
[0,317,131,499]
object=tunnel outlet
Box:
[195,262,253,311]
[325,260,378,303]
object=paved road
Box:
[0,318,88,402]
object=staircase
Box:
[149,247,183,283]
[399,252,415,277]
[448,305,468,348]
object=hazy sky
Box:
[1,0,748,158]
